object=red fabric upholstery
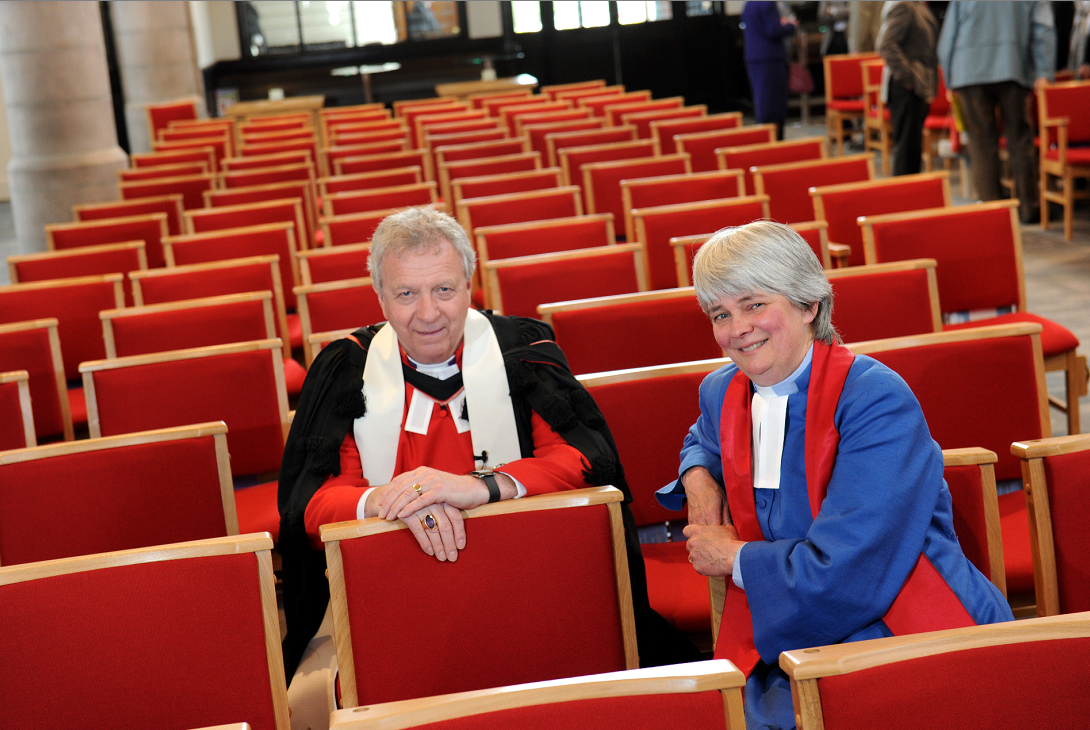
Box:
[110,298,272,358]
[923,115,955,131]
[548,127,636,164]
[944,311,1079,359]
[461,189,581,232]
[337,150,429,177]
[146,100,198,138]
[90,349,285,475]
[479,216,612,261]
[0,279,118,379]
[586,156,689,238]
[830,268,937,343]
[439,139,528,163]
[1042,450,1090,612]
[641,542,711,633]
[582,91,651,118]
[225,151,312,171]
[827,100,865,112]
[0,325,65,439]
[626,172,744,217]
[680,126,777,174]
[625,106,705,139]
[222,165,313,189]
[207,182,316,250]
[0,553,278,730]
[817,637,1090,729]
[303,247,371,285]
[454,169,561,201]
[120,163,208,182]
[758,158,872,224]
[1043,147,1090,165]
[865,335,1044,482]
[585,371,705,525]
[283,357,306,397]
[1040,83,1090,149]
[75,196,184,237]
[323,142,404,171]
[340,504,626,705]
[826,55,877,100]
[324,210,388,247]
[121,174,214,212]
[817,177,947,267]
[68,387,86,429]
[169,226,299,310]
[188,199,307,256]
[997,490,1034,593]
[495,250,640,319]
[48,216,166,269]
[721,140,824,201]
[605,98,684,127]
[328,185,434,216]
[235,479,281,541]
[138,259,281,311]
[0,379,28,450]
[943,464,993,582]
[12,246,144,307]
[638,198,766,290]
[240,139,319,165]
[0,436,230,565]
[652,113,742,161]
[527,119,603,156]
[305,284,385,334]
[552,295,719,375]
[323,167,422,194]
[445,155,540,192]
[563,142,657,205]
[411,689,725,730]
[404,105,469,145]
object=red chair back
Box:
[824,52,880,101]
[220,163,315,190]
[942,449,1005,592]
[205,180,317,249]
[675,124,777,174]
[583,154,691,238]
[502,101,573,132]
[512,108,591,134]
[120,173,216,211]
[542,79,607,99]
[46,213,168,269]
[718,139,826,200]
[325,182,437,217]
[1038,79,1090,147]
[222,150,313,172]
[298,243,370,285]
[321,209,397,248]
[826,260,942,343]
[440,151,542,202]
[671,221,832,286]
[650,112,743,161]
[131,147,216,172]
[74,194,185,237]
[9,242,147,307]
[436,138,529,165]
[295,278,385,366]
[476,214,615,264]
[622,170,745,241]
[153,135,229,165]
[556,85,624,104]
[581,91,652,117]
[604,97,683,127]
[119,162,208,181]
[318,167,422,196]
[332,128,407,147]
[335,149,432,179]
[621,107,705,141]
[146,99,199,140]
[0,371,33,451]
[548,127,639,168]
[451,167,562,206]
[185,198,308,265]
[456,186,582,236]
[0,319,71,441]
[752,154,874,224]
[525,117,604,157]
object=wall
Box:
[189,0,241,68]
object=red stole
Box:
[713,341,975,677]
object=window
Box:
[553,1,611,30]
[511,1,543,33]
[617,1,672,24]
[685,1,716,17]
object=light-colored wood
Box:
[751,152,875,203]
[328,660,744,730]
[576,358,729,388]
[298,242,371,286]
[294,276,374,366]
[941,446,998,468]
[44,213,167,253]
[213,431,239,535]
[222,150,315,171]
[608,500,639,669]
[434,76,537,99]
[1012,432,1090,460]
[1022,453,1061,615]
[0,420,227,465]
[825,258,943,333]
[325,537,356,706]
[217,162,316,191]
[307,328,359,353]
[0,370,36,449]
[792,679,825,730]
[941,447,1006,596]
[556,136,654,186]
[537,285,697,328]
[317,166,423,199]
[670,220,831,285]
[203,180,319,249]
[258,547,292,730]
[333,148,434,182]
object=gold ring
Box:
[412,483,422,494]
[688,554,694,564]
[422,514,437,531]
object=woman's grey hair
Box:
[368,207,476,293]
[692,220,839,344]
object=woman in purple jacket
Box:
[741,2,798,140]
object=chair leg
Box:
[1063,170,1075,240]
[1040,169,1050,231]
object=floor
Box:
[3,118,1088,433]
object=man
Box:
[938,1,1055,223]
[278,208,697,717]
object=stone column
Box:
[111,0,204,155]
[0,1,129,255]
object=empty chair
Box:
[556,84,625,104]
[438,151,542,204]
[524,117,604,158]
[219,162,316,191]
[8,241,147,306]
[671,221,834,285]
[0,534,289,730]
[810,171,951,267]
[294,277,384,365]
[826,259,942,344]
[450,167,562,207]
[0,422,237,565]
[824,52,881,155]
[483,243,647,318]
[716,138,826,201]
[752,153,875,225]
[0,370,34,451]
[73,193,185,237]
[604,96,684,127]
[674,124,776,175]
[943,447,1007,596]
[323,141,408,176]
[222,150,314,172]
[0,319,73,441]
[321,487,637,707]
[335,149,432,179]
[651,111,743,161]
[131,146,216,173]
[145,97,199,141]
[120,172,216,211]
[862,59,893,176]
[324,182,438,217]
[327,661,745,730]
[780,612,1090,730]
[558,139,657,200]
[621,169,745,242]
[456,186,583,237]
[546,125,637,167]
[321,208,401,248]
[298,242,370,285]
[475,213,615,268]
[580,90,652,117]
[1037,79,1090,239]
[317,167,423,198]
[46,213,168,269]
[185,197,309,256]
[502,100,573,132]
[541,79,607,98]
[622,104,707,139]
[120,161,209,181]
[205,180,318,250]
[583,153,691,239]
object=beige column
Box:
[111,0,204,154]
[0,1,128,255]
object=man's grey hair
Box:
[368,207,476,293]
[692,220,838,344]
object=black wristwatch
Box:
[470,470,501,503]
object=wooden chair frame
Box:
[622,105,707,139]
[0,318,73,441]
[294,277,377,366]
[751,153,876,224]
[515,110,596,137]
[475,213,616,278]
[540,79,607,98]
[455,186,584,238]
[715,137,827,171]
[537,285,708,335]
[941,446,1007,596]
[317,166,423,199]
[557,136,656,186]
[119,162,209,182]
[546,125,638,168]
[0,370,35,450]
[298,242,371,286]
[861,59,892,176]
[185,197,308,256]
[1037,79,1090,240]
[131,147,216,173]
[45,213,168,255]
[651,112,746,155]
[322,487,640,708]
[120,173,217,210]
[222,150,315,172]
[7,241,148,285]
[581,152,692,221]
[203,180,318,250]
[621,169,745,243]
[334,149,434,181]
[217,162,316,192]
[449,167,563,208]
[73,194,185,238]
[0,533,289,729]
[603,96,685,127]
[824,258,944,335]
[323,181,439,218]
[306,328,358,359]
[438,151,542,204]
[823,52,881,156]
[669,221,835,286]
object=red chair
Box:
[541,79,607,99]
[456,186,583,237]
[580,90,652,118]
[604,97,684,127]
[941,447,1007,596]
[424,127,507,180]
[631,195,770,291]
[0,534,289,730]
[241,129,318,147]
[650,111,743,163]
[298,242,371,285]
[101,291,277,359]
[323,141,409,177]
[8,241,147,307]
[560,139,659,208]
[1012,433,1090,615]
[159,127,235,157]
[501,101,573,133]
[205,180,318,250]
[824,52,881,155]
[671,221,836,285]
[326,661,744,730]
[542,288,721,376]
[414,109,485,149]
[436,138,532,180]
[622,105,707,139]
[810,171,952,268]
[324,182,438,217]
[119,162,209,182]
[556,84,625,104]
[621,169,745,243]
[579,360,724,634]
[826,259,942,344]
[862,59,893,176]
[923,69,956,172]
[321,487,638,707]
[675,124,777,175]
[716,138,826,204]
[0,421,238,564]
[332,127,408,147]
[475,214,616,267]
[239,139,320,168]
[219,162,316,191]
[402,103,469,146]
[1037,79,1090,240]
[438,151,542,204]
[317,167,423,198]
[0,370,34,451]
[781,612,1090,730]
[547,126,639,168]
[46,213,168,269]
[450,167,562,208]
[524,117,605,157]
[393,97,459,117]
[145,98,199,144]
[222,150,314,172]
[335,149,432,179]
[583,154,691,239]
[860,200,1085,435]
[419,118,504,138]
[185,198,309,263]
[294,278,385,366]
[120,173,216,212]
[467,88,533,109]
[509,106,588,134]
[321,208,403,248]
[483,243,647,318]
[153,135,230,166]
[0,319,73,441]
[751,153,875,225]
[131,147,216,173]
[73,194,185,237]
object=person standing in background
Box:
[742,1,798,140]
[938,1,1054,223]
[877,1,939,175]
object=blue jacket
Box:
[937,1,1055,89]
[742,2,796,63]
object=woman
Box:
[657,221,1012,730]
[741,2,798,140]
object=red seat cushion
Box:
[67,387,87,429]
[945,311,1079,357]
[924,115,955,131]
[1043,147,1090,165]
[283,357,306,398]
[287,313,303,349]
[998,490,1033,594]
[827,100,865,112]
[235,480,280,541]
[641,541,710,633]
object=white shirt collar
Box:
[408,354,460,381]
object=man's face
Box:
[377,239,472,364]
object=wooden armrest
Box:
[828,242,851,268]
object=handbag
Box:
[789,62,814,95]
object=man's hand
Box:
[683,523,744,577]
[401,502,466,562]
[683,466,730,526]
[379,467,509,520]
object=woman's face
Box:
[708,290,817,387]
